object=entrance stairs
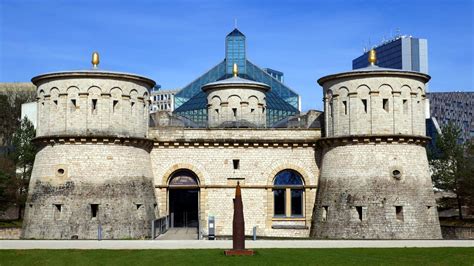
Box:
[156,227,198,240]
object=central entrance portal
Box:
[168,169,200,228]
[169,189,199,227]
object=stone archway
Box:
[168,169,200,228]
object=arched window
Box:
[273,170,304,217]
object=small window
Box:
[53,204,62,220]
[250,108,255,113]
[53,100,58,107]
[113,100,119,113]
[71,99,77,110]
[262,107,265,113]
[232,108,237,117]
[215,109,219,114]
[136,204,142,210]
[403,99,408,114]
[92,99,98,113]
[57,168,65,175]
[233,159,240,170]
[131,102,135,113]
[322,206,328,221]
[383,99,389,112]
[342,100,347,115]
[362,99,367,113]
[91,204,99,218]
[395,206,403,221]
[356,206,363,221]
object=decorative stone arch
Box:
[210,95,222,107]
[265,162,313,187]
[161,163,207,186]
[87,86,102,95]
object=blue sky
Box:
[1,0,472,111]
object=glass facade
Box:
[173,28,300,127]
[352,36,428,74]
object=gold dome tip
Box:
[91,51,100,69]
[233,63,238,77]
[368,49,377,65]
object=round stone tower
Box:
[202,64,270,127]
[311,50,442,239]
[22,53,158,239]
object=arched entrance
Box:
[168,169,199,228]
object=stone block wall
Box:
[150,128,320,238]
[206,87,267,127]
[322,75,427,137]
[22,140,157,239]
[33,72,154,138]
[311,139,442,239]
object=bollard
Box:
[98,224,102,241]
[253,226,257,241]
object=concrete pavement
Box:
[1,240,473,249]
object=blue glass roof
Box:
[227,28,245,37]
[173,28,300,127]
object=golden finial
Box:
[368,49,377,65]
[91,51,100,69]
[233,63,238,77]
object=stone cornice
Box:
[153,139,317,148]
[317,134,430,147]
[33,135,154,151]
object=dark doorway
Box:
[168,169,200,228]
[169,189,199,228]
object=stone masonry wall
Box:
[34,74,152,138]
[311,141,442,239]
[150,128,320,238]
[23,142,157,239]
[323,76,426,137]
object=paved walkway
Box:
[1,240,473,249]
[156,228,198,240]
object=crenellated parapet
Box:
[33,71,155,138]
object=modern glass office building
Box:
[352,36,428,74]
[174,28,300,127]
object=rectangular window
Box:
[291,189,303,216]
[395,206,403,221]
[356,206,363,221]
[92,99,98,114]
[322,206,328,221]
[342,100,347,115]
[232,159,240,170]
[273,189,285,216]
[71,99,77,110]
[403,99,408,114]
[232,108,237,117]
[383,99,389,112]
[113,100,119,113]
[131,102,135,113]
[53,204,62,220]
[91,204,99,218]
[362,99,367,113]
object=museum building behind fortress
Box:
[22,29,442,240]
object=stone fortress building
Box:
[22,30,441,240]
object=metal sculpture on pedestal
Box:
[224,182,254,256]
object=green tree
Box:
[12,117,36,219]
[430,122,474,219]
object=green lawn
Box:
[0,248,473,266]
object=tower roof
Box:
[227,28,245,37]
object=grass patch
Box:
[0,248,473,265]
[0,220,22,228]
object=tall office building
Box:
[427,92,474,143]
[352,36,428,74]
[173,28,300,127]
